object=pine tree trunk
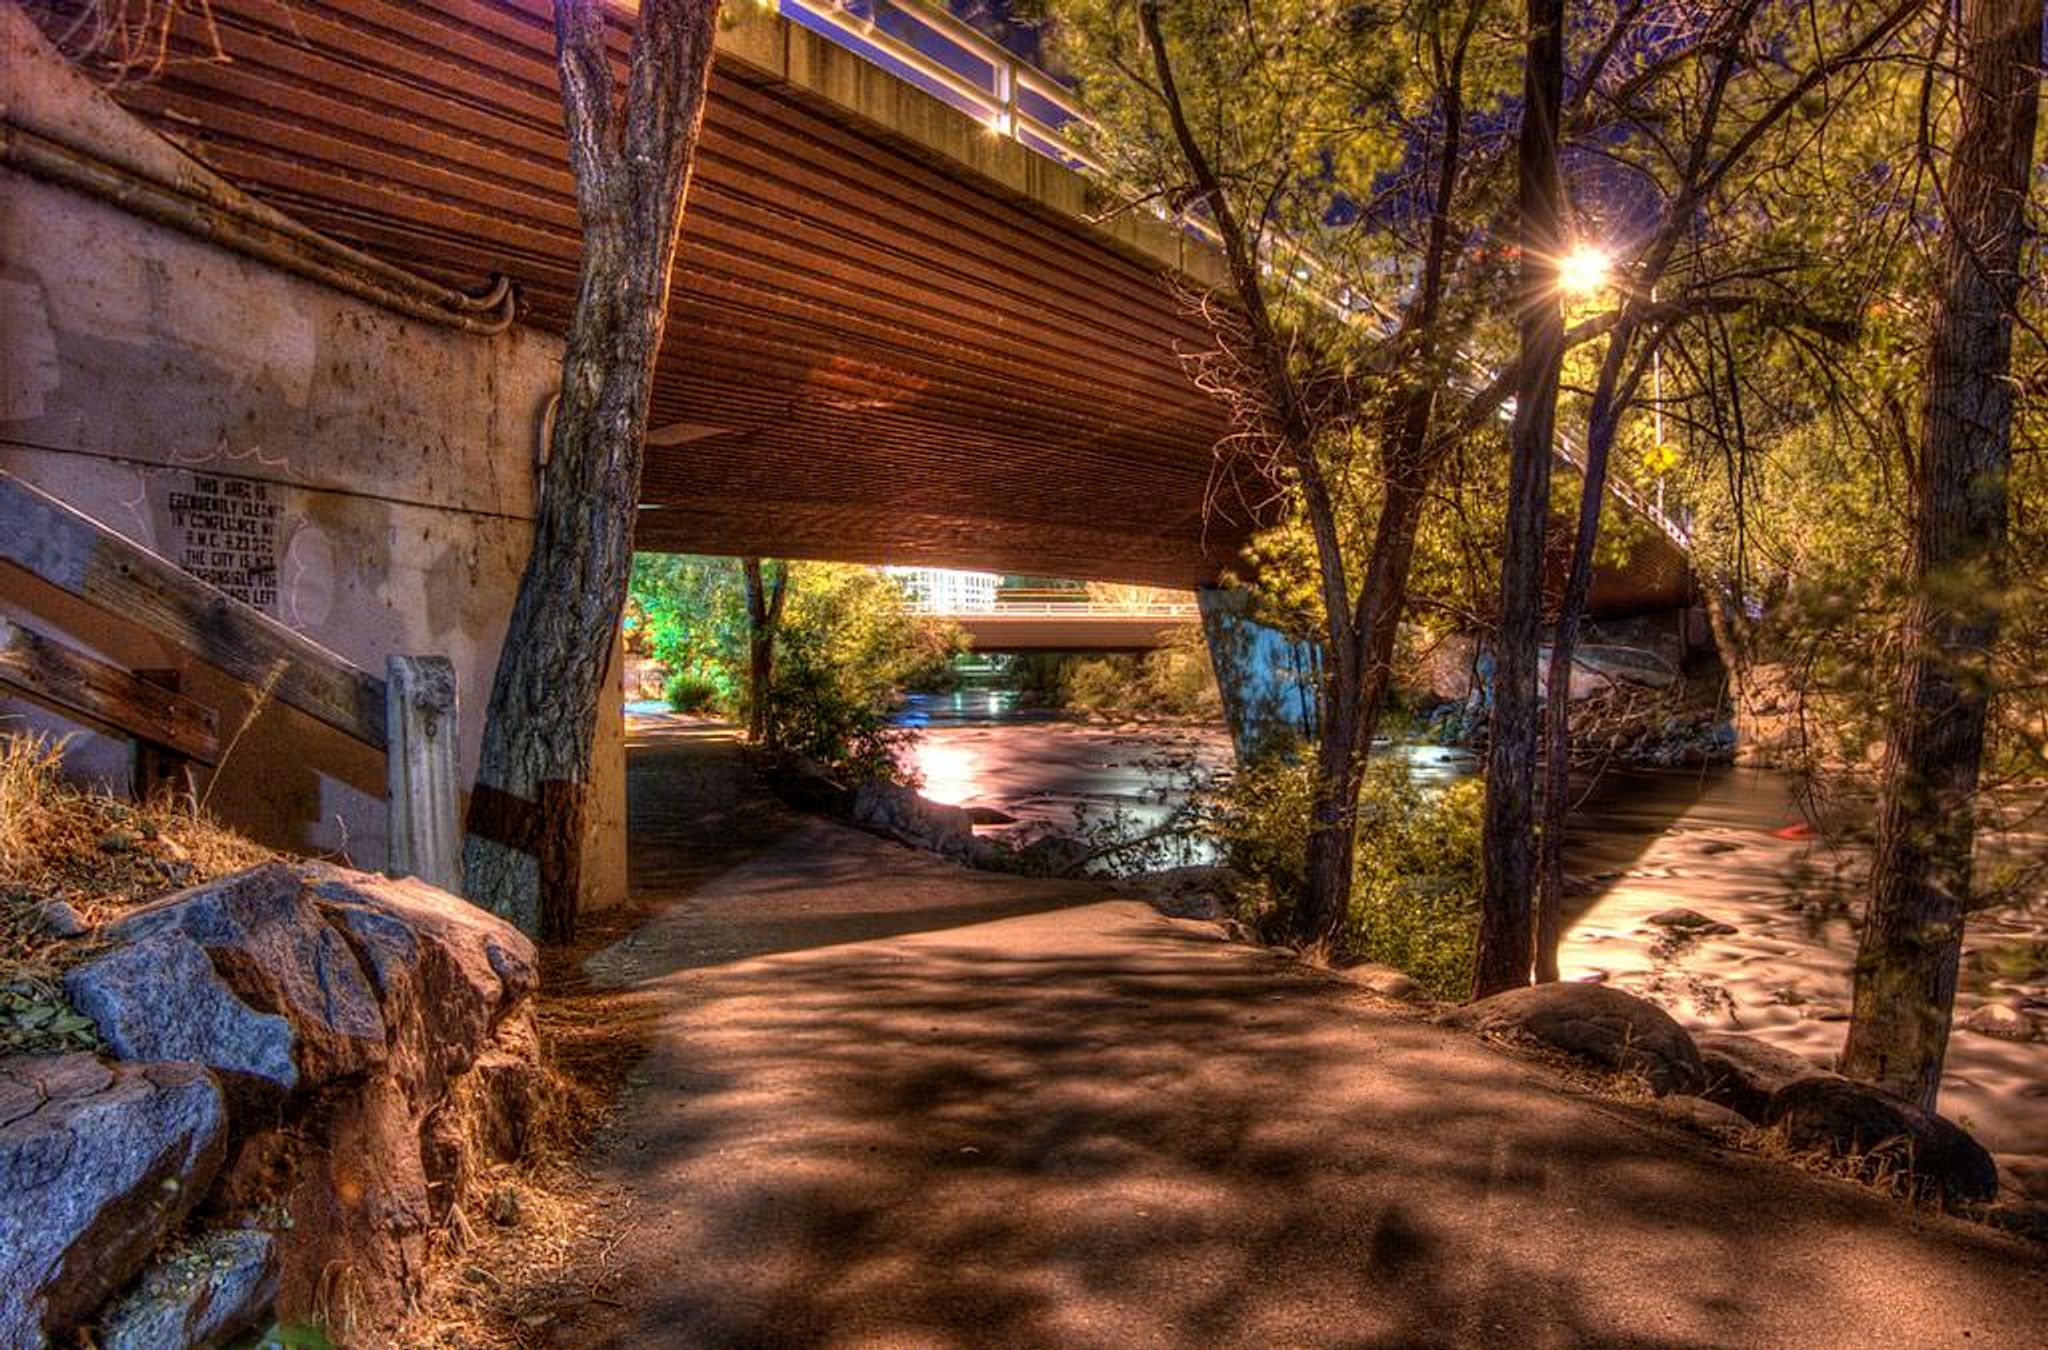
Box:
[1842,0,2040,1109]
[1474,0,1566,998]
[464,0,723,941]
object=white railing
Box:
[777,0,1102,171]
[907,600,1201,619]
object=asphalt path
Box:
[557,721,2046,1347]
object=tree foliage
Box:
[627,557,966,781]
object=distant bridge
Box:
[907,593,1200,652]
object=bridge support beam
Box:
[1196,588,1322,762]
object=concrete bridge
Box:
[43,0,1687,605]
[912,595,1202,653]
[0,0,1689,898]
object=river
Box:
[894,691,2047,1199]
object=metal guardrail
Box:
[777,0,1102,171]
[906,601,1201,619]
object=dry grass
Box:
[397,942,665,1347]
[1,732,270,1053]
[0,734,268,951]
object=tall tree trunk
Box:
[1474,0,1567,997]
[742,557,788,744]
[464,0,723,941]
[1843,0,2041,1110]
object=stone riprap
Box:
[2,862,550,1347]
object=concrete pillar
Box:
[1196,586,1322,761]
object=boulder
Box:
[1,1055,227,1348]
[1445,984,1707,1095]
[1960,1003,2037,1041]
[104,863,386,1092]
[65,932,297,1101]
[1764,1076,2000,1203]
[1694,1031,1828,1122]
[1337,962,1424,1002]
[1662,1094,1753,1136]
[852,780,974,858]
[766,755,853,815]
[29,900,88,939]
[1015,833,1092,878]
[1646,908,1738,936]
[99,1229,277,1350]
[304,864,537,1101]
[1115,865,1242,921]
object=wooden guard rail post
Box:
[0,469,463,896]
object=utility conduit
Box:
[1,119,517,336]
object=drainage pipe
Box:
[2,120,517,336]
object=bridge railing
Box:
[0,469,464,895]
[906,594,1202,620]
[778,0,1102,171]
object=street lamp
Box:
[1556,241,1613,298]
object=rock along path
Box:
[558,719,2046,1348]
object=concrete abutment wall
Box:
[0,9,626,916]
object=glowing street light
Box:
[1556,241,1614,297]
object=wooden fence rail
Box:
[0,469,463,895]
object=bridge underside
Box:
[75,0,1688,607]
[94,0,1243,588]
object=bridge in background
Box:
[906,591,1200,652]
[62,0,1688,610]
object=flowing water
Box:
[893,692,2048,1196]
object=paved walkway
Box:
[562,721,2046,1347]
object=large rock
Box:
[852,780,974,858]
[1446,983,1707,1095]
[1115,865,1242,920]
[304,864,537,1101]
[99,1229,277,1350]
[1,1055,227,1348]
[1694,1031,1828,1121]
[1764,1076,1999,1203]
[65,932,297,1101]
[103,863,387,1092]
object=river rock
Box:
[99,1229,277,1350]
[103,863,386,1092]
[1662,1093,1753,1135]
[852,780,974,858]
[1763,1076,1999,1203]
[1646,908,1738,936]
[0,1055,227,1348]
[1694,1031,1828,1122]
[964,805,1019,826]
[1445,984,1707,1094]
[64,932,297,1101]
[1338,961,1424,1002]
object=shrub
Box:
[1206,751,1481,999]
[663,670,724,715]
